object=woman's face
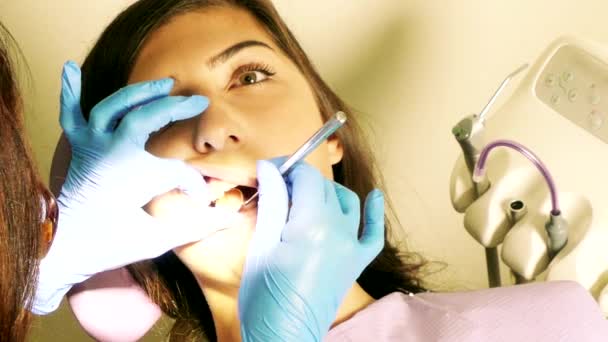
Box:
[129,7,343,284]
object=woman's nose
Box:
[194,103,241,153]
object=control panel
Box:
[535,45,608,144]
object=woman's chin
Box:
[145,188,259,282]
[173,219,255,283]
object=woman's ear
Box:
[39,218,56,259]
[38,184,58,259]
[327,134,344,165]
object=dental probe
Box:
[240,111,347,209]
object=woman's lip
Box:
[188,162,257,188]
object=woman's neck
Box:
[195,276,376,342]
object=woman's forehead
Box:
[140,7,274,58]
[129,7,279,81]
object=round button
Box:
[562,71,574,82]
[544,74,557,87]
[568,89,578,102]
[550,94,561,105]
[589,110,604,130]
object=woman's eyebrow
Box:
[206,40,273,68]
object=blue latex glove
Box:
[239,160,385,341]
[33,61,236,314]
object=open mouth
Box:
[237,185,258,202]
[205,176,258,208]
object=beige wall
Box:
[1,1,608,341]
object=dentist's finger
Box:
[250,160,289,254]
[286,162,325,219]
[266,156,290,196]
[329,181,360,215]
[115,95,208,147]
[332,182,361,235]
[135,157,210,206]
[136,207,241,257]
[59,61,86,135]
[266,156,289,170]
[88,78,175,133]
[359,189,385,258]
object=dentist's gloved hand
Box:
[239,160,385,341]
[33,61,235,315]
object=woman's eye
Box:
[231,63,275,89]
[237,70,269,86]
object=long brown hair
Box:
[79,1,429,340]
[0,23,45,341]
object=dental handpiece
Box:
[451,63,529,195]
[240,111,348,209]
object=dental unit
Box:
[239,111,347,210]
[451,65,528,288]
[449,36,608,316]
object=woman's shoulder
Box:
[325,281,607,342]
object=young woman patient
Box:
[48,0,426,340]
[50,0,607,341]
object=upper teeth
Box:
[206,179,239,202]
